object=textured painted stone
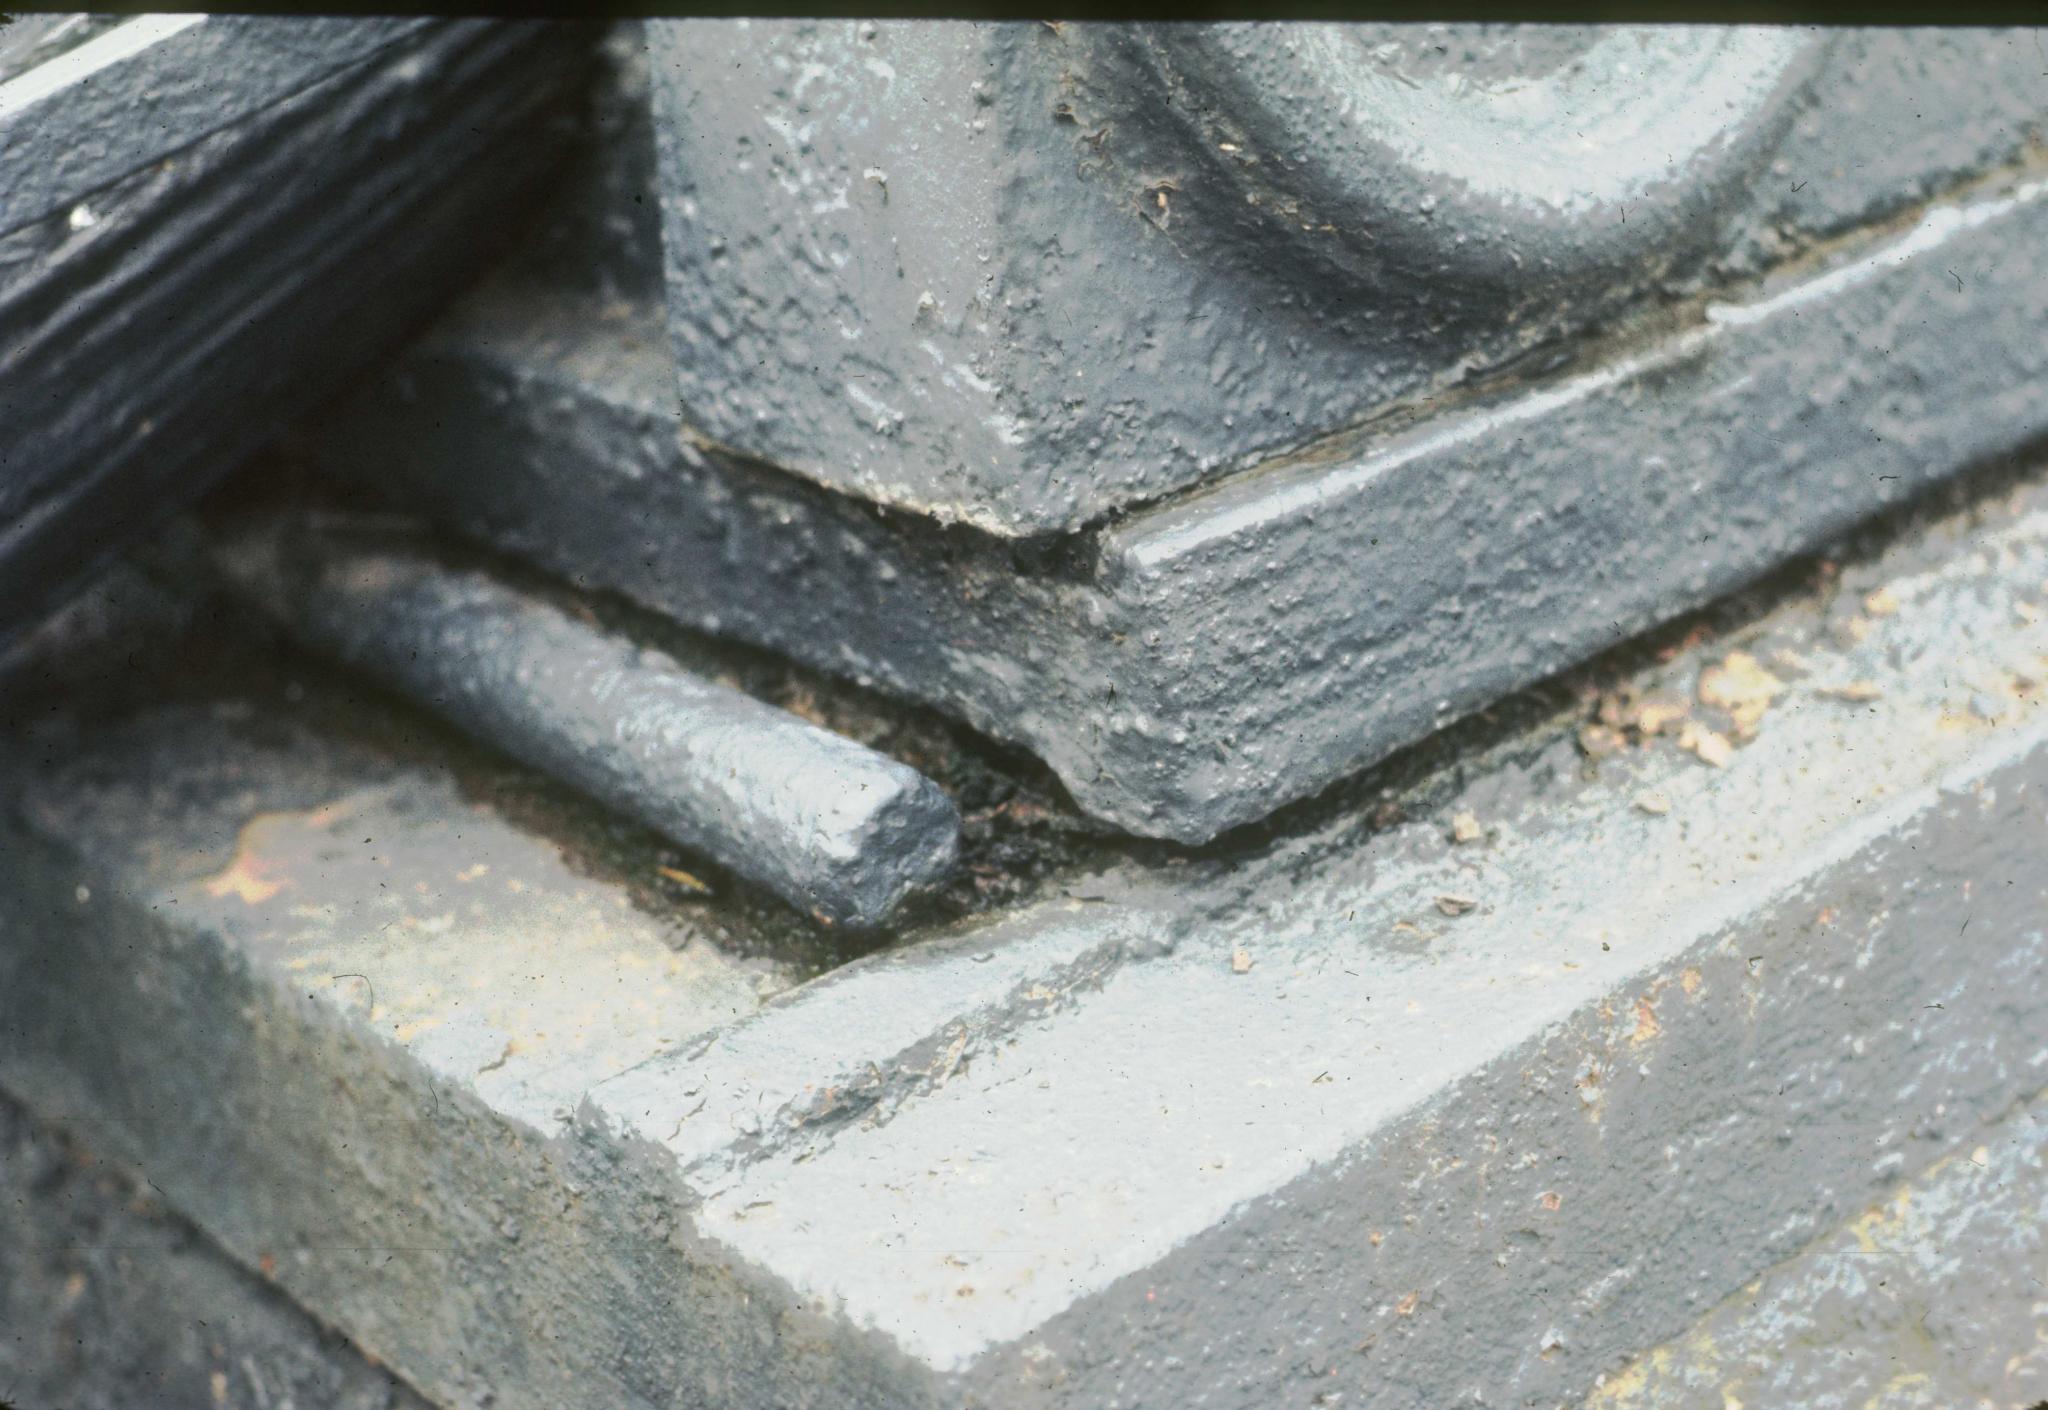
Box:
[218,524,961,929]
[318,153,2048,842]
[643,24,2043,536]
[8,431,2048,1407]
[0,1087,432,1410]
[1580,1093,2048,1410]
[0,17,592,648]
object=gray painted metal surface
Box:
[1579,1090,2048,1409]
[0,17,592,648]
[644,24,2041,537]
[217,525,961,929]
[8,432,2048,1407]
[318,147,2048,841]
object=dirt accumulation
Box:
[11,430,2048,984]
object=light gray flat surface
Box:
[610,488,2048,1381]
[6,440,2048,1407]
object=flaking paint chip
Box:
[1698,651,1784,736]
[1450,811,1483,844]
[1632,700,1689,736]
[1231,948,1254,973]
[1679,723,1734,768]
[1435,893,1478,917]
[1634,789,1672,816]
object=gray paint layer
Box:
[219,526,961,929]
[318,154,2048,840]
[7,434,2048,1408]
[643,24,2043,536]
[1577,1089,2048,1409]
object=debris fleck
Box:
[1435,893,1479,918]
[1142,178,1180,229]
[1577,722,1626,759]
[1450,810,1483,844]
[1863,586,1900,618]
[1231,947,1254,974]
[1634,789,1672,816]
[1632,699,1689,737]
[656,865,713,895]
[1818,680,1883,703]
[1678,723,1734,768]
[1698,650,1784,737]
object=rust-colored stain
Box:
[1394,1291,1420,1317]
[1540,1190,1563,1212]
[1630,997,1662,1045]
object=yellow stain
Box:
[657,865,713,894]
[1587,1342,1698,1408]
[1848,1184,1915,1255]
[202,847,284,906]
